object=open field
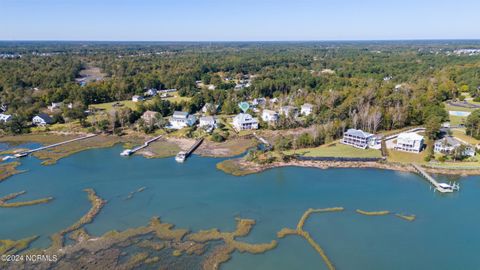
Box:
[286,142,382,158]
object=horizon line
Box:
[1,38,480,43]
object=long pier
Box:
[175,138,204,162]
[411,164,457,193]
[121,135,162,156]
[15,134,98,158]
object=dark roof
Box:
[36,113,53,123]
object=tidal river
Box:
[1,144,480,269]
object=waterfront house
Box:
[232,113,259,131]
[280,106,298,118]
[261,109,279,123]
[32,113,53,126]
[0,113,12,123]
[199,116,217,128]
[158,89,177,94]
[434,136,475,157]
[169,111,197,129]
[141,110,159,125]
[132,95,145,102]
[201,103,219,114]
[300,103,314,116]
[395,132,424,153]
[342,129,379,149]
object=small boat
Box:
[120,149,133,156]
[175,151,187,163]
[437,183,456,193]
[14,152,28,158]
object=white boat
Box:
[436,183,458,193]
[14,152,28,158]
[2,155,14,161]
[120,149,133,156]
[175,151,187,163]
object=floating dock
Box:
[14,134,98,158]
[175,138,204,162]
[411,164,459,193]
[121,135,162,156]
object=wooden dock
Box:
[411,164,457,193]
[175,138,204,162]
[15,134,98,158]
[121,135,162,156]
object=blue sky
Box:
[1,0,480,41]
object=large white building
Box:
[261,110,279,123]
[395,132,424,153]
[232,113,258,131]
[199,116,217,128]
[342,129,379,149]
[169,111,197,129]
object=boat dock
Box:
[411,164,459,193]
[121,135,162,156]
[14,134,98,158]
[175,138,204,162]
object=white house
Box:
[132,95,145,102]
[232,113,258,131]
[280,106,298,118]
[0,113,12,123]
[169,111,197,129]
[32,113,53,126]
[434,136,475,157]
[395,132,424,153]
[301,103,314,116]
[144,88,158,97]
[342,129,380,149]
[199,116,217,128]
[201,103,219,114]
[261,110,279,123]
[208,85,216,90]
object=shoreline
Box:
[2,132,480,177]
[217,158,480,177]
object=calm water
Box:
[1,145,480,270]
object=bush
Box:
[211,132,225,142]
[437,155,446,162]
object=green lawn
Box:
[449,115,467,126]
[451,129,480,145]
[444,103,476,112]
[90,100,139,111]
[286,142,382,158]
[386,149,427,164]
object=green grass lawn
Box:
[286,142,382,158]
[449,115,467,126]
[386,149,427,164]
[90,100,139,111]
[451,129,480,145]
[445,103,476,112]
